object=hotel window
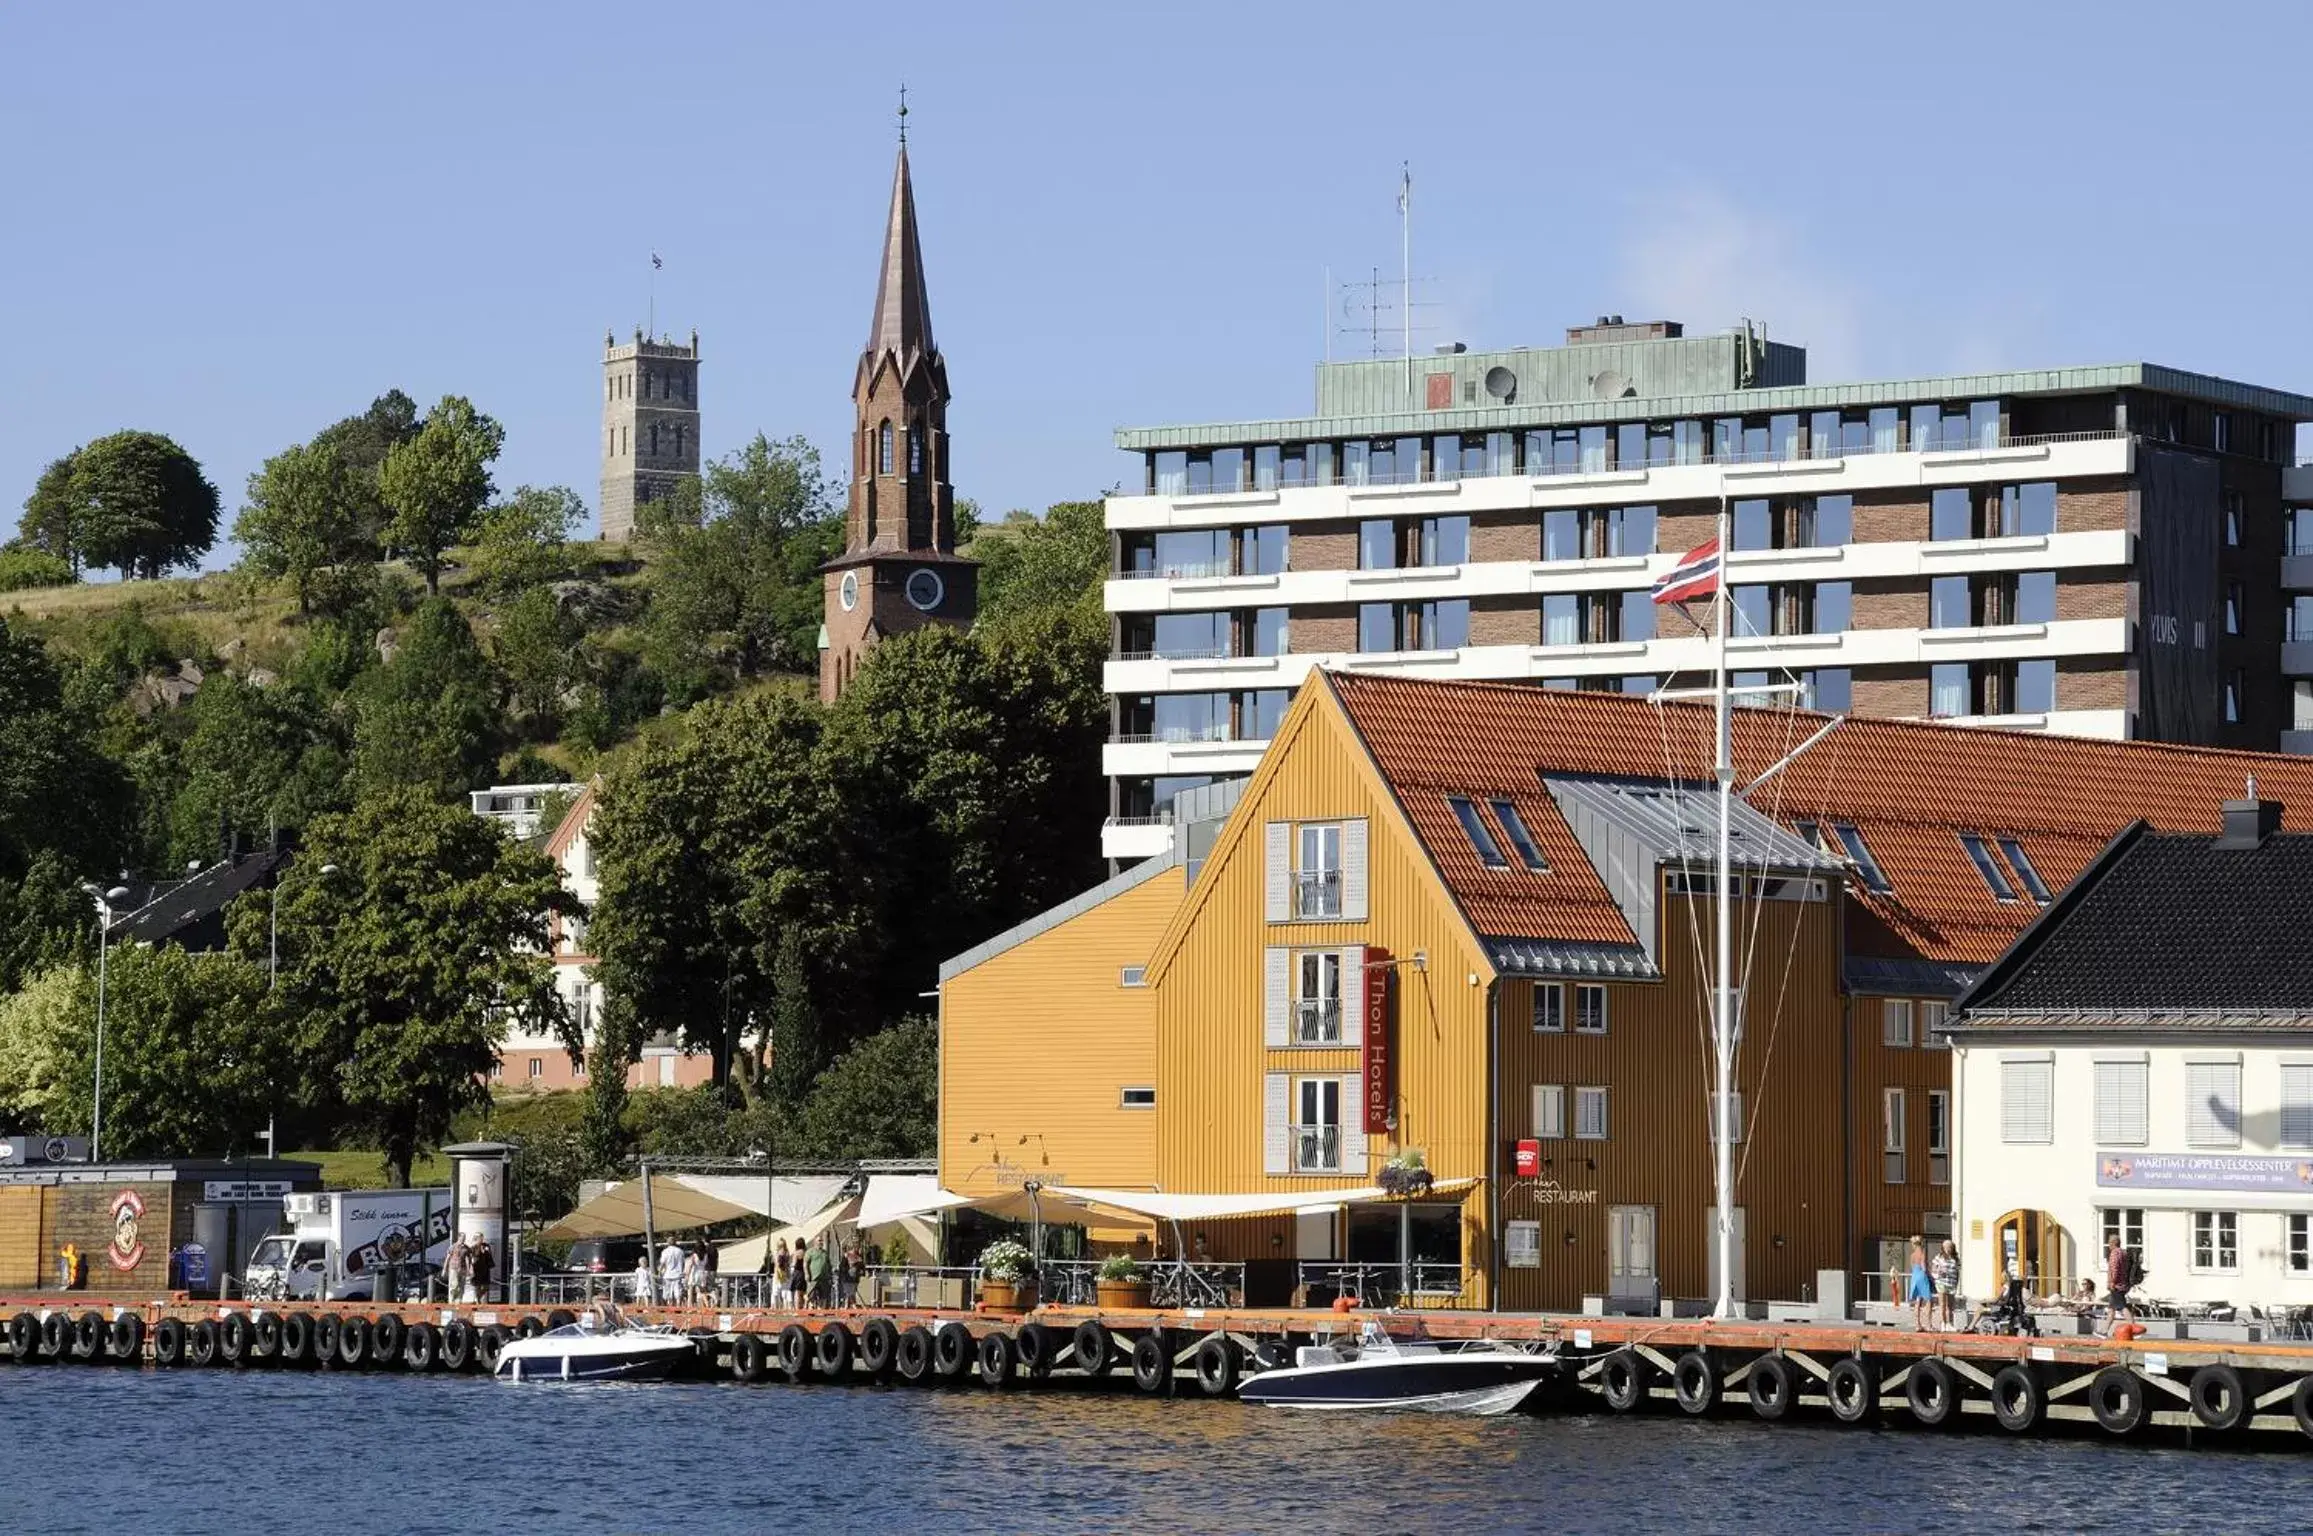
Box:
[1359,599,1468,652]
[1930,663,1969,718]
[2291,596,2313,644]
[1882,1087,1906,1183]
[1799,494,1852,547]
[1541,508,1586,562]
[2017,659,2056,715]
[1252,444,1280,490]
[1532,1084,1566,1139]
[1622,674,1658,696]
[1246,608,1289,657]
[2291,1214,2310,1274]
[2015,571,2056,626]
[1997,483,2058,538]
[1295,822,1343,918]
[1533,985,1565,1033]
[2101,1208,2144,1257]
[2094,1059,2150,1145]
[1930,575,1972,629]
[1931,487,1977,541]
[1575,984,1607,1035]
[1541,593,1583,647]
[1489,800,1549,870]
[1293,1078,1342,1171]
[1730,498,1773,551]
[1960,832,2019,902]
[1294,951,1343,1044]
[1448,796,1508,868]
[2191,1211,2238,1274]
[1415,515,1470,567]
[1574,1086,1609,1140]
[1358,518,1397,570]
[2293,509,2313,557]
[1802,669,1852,711]
[2225,670,2243,724]
[1121,1086,1156,1109]
[1830,823,1893,894]
[2280,1064,2313,1148]
[2186,1059,2242,1148]
[1729,584,1771,638]
[1998,838,2051,903]
[2225,581,2244,636]
[1920,1000,1949,1049]
[1120,966,1147,988]
[1237,524,1288,575]
[1708,1089,1745,1145]
[1606,505,1656,557]
[2213,412,2232,453]
[1883,998,1914,1048]
[2001,1057,2054,1144]
[1927,1090,1950,1185]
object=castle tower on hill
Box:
[818,137,976,703]
[599,327,701,543]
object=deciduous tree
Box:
[469,484,583,592]
[235,438,366,615]
[15,432,220,580]
[351,598,499,799]
[376,396,504,595]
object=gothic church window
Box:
[880,421,895,475]
[910,425,923,475]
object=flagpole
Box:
[648,255,656,341]
[1712,492,1736,1320]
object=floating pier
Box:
[6,1295,2310,1443]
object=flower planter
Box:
[979,1279,1035,1313]
[1095,1279,1153,1310]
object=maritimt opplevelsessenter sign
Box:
[1363,944,1392,1134]
[2096,1153,2313,1192]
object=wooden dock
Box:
[6,1293,2310,1443]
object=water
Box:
[1,1369,2302,1535]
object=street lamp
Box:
[263,859,339,1159]
[80,883,133,1163]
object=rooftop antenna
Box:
[647,250,661,340]
[1399,162,1413,401]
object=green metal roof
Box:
[1114,362,2313,452]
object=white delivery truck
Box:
[243,1188,454,1301]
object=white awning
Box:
[1042,1179,1478,1223]
[540,1175,758,1240]
[857,1174,975,1229]
[718,1195,861,1272]
[680,1173,851,1224]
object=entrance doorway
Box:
[1992,1208,2068,1294]
[1703,1205,1747,1304]
[1609,1205,1657,1310]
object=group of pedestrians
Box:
[767,1234,869,1308]
[630,1239,716,1305]
[442,1234,497,1303]
[1896,1231,2147,1336]
[1901,1235,1963,1330]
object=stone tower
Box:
[819,140,976,703]
[599,328,701,542]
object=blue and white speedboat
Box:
[494,1306,696,1383]
[1236,1323,1551,1415]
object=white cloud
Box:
[1615,189,1866,379]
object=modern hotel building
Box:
[1102,319,2313,864]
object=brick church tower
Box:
[819,134,976,703]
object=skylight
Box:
[1830,823,1892,894]
[1489,799,1550,871]
[1959,832,2018,902]
[1448,796,1508,868]
[1997,837,2052,903]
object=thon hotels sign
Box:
[1362,945,1393,1134]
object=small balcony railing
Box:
[1293,998,1342,1045]
[1296,1261,1472,1308]
[1291,1124,1341,1173]
[1293,870,1342,919]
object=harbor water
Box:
[4,1370,2305,1534]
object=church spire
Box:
[865,139,934,377]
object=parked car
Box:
[562,1238,649,1277]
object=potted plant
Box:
[1378,1147,1434,1197]
[976,1239,1037,1312]
[1094,1252,1152,1310]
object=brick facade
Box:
[1469,596,1539,646]
[1292,523,1357,571]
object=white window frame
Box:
[2101,1207,2144,1258]
[1927,1089,1950,1186]
[2001,1055,2054,1145]
[1292,1076,1342,1173]
[1574,1085,1609,1141]
[1504,1221,1542,1269]
[1531,1084,1565,1140]
[2185,1057,2243,1150]
[1295,822,1344,919]
[2093,1057,2150,1147]
[1120,965,1147,988]
[1120,1085,1156,1109]
[1293,950,1344,1045]
[1532,985,1565,1033]
[1919,1000,1948,1050]
[1882,1086,1906,1184]
[2191,1210,2239,1275]
[2280,1062,2313,1150]
[1882,998,1913,1049]
[1574,984,1608,1036]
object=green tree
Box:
[0,964,83,1134]
[351,598,498,799]
[790,1018,935,1160]
[235,438,366,615]
[311,389,420,561]
[0,856,94,998]
[16,432,221,580]
[166,672,346,867]
[469,484,583,591]
[266,790,568,1186]
[0,547,75,593]
[971,500,1108,629]
[376,396,504,595]
[493,586,578,734]
[0,616,127,888]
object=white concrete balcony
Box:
[1101,818,1178,862]
[1106,530,2134,615]
[1103,737,1267,777]
[1107,433,2135,532]
[1930,708,2129,740]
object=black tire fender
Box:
[730,1333,765,1383]
[252,1313,282,1359]
[858,1318,899,1377]
[371,1312,406,1367]
[474,1324,508,1372]
[2090,1365,2146,1436]
[976,1330,1017,1388]
[1826,1357,1874,1423]
[109,1313,144,1364]
[6,1311,37,1361]
[404,1321,439,1372]
[2189,1363,2246,1432]
[778,1323,812,1382]
[39,1311,70,1359]
[1600,1348,1647,1413]
[1014,1322,1055,1379]
[152,1317,186,1368]
[337,1316,372,1368]
[70,1311,104,1360]
[895,1324,934,1383]
[1194,1336,1241,1397]
[515,1315,545,1340]
[1990,1363,2041,1433]
[437,1317,473,1372]
[1072,1320,1112,1378]
[1131,1331,1172,1394]
[187,1319,218,1367]
[933,1323,974,1379]
[1672,1350,1717,1415]
[546,1308,578,1331]
[1745,1354,1796,1421]
[218,1312,251,1365]
[277,1312,312,1365]
[2291,1375,2313,1441]
[312,1314,342,1366]
[815,1322,854,1379]
[1906,1358,1959,1427]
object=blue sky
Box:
[5,1,2309,559]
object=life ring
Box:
[39,1311,70,1359]
[218,1312,252,1366]
[1072,1321,1112,1379]
[858,1318,900,1378]
[337,1316,372,1368]
[2187,1364,2246,1432]
[278,1313,312,1366]
[815,1322,855,1380]
[1990,1363,2041,1433]
[1599,1349,1647,1413]
[545,1309,577,1331]
[70,1311,104,1361]
[1194,1336,1241,1397]
[1130,1331,1172,1394]
[108,1314,144,1364]
[437,1318,473,1373]
[152,1317,186,1367]
[371,1313,406,1367]
[730,1333,766,1383]
[933,1323,974,1380]
[312,1314,342,1368]
[2089,1365,2146,1435]
[404,1321,439,1373]
[6,1312,37,1361]
[976,1330,1017,1388]
[1825,1357,1873,1423]
[252,1313,282,1359]
[2291,1375,2313,1441]
[1906,1358,1958,1427]
[777,1323,813,1382]
[187,1319,219,1368]
[474,1325,508,1372]
[895,1325,935,1383]
[1745,1355,1796,1421]
[1671,1350,1717,1415]
[515,1315,545,1340]
[1014,1323,1055,1379]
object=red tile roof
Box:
[1324,670,2313,969]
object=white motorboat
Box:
[493,1305,697,1383]
[1236,1322,1552,1415]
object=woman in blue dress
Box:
[1906,1234,1935,1330]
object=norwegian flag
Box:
[1651,538,1721,604]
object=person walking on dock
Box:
[468,1236,496,1304]
[657,1236,685,1306]
[1905,1234,1934,1331]
[806,1234,830,1308]
[2105,1234,2136,1334]
[773,1240,793,1308]
[631,1253,652,1305]
[1931,1239,1960,1330]
[445,1236,471,1303]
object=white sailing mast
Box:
[1709,496,1737,1321]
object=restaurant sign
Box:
[1362,945,1392,1135]
[2096,1153,2313,1193]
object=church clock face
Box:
[838,571,860,612]
[905,568,945,612]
